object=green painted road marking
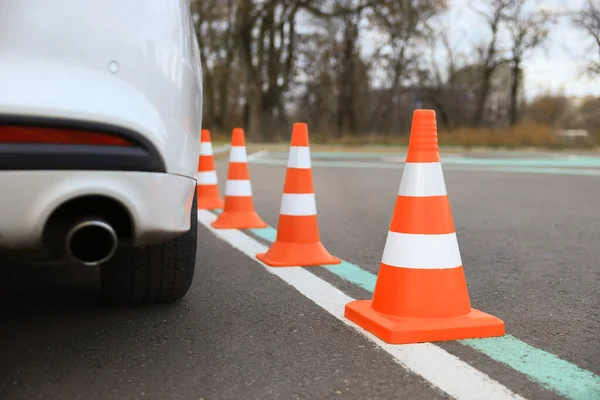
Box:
[258,151,600,168]
[241,224,600,400]
[249,157,600,177]
[466,336,600,400]
[311,151,399,158]
[304,151,600,168]
[437,156,600,168]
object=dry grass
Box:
[207,122,598,150]
[440,123,562,149]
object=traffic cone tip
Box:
[201,129,211,142]
[291,123,310,146]
[406,109,440,163]
[232,128,245,146]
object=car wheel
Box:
[100,191,198,305]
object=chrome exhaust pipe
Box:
[65,219,118,266]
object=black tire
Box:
[100,191,198,305]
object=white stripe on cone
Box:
[279,193,317,216]
[381,231,462,269]
[196,171,218,185]
[398,162,448,197]
[230,146,248,163]
[200,142,214,156]
[287,146,311,169]
[225,179,252,196]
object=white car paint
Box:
[0,0,202,176]
[0,0,202,250]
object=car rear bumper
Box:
[0,171,196,250]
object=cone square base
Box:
[211,211,267,230]
[345,300,505,344]
[256,241,341,267]
[197,196,224,210]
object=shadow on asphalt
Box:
[0,256,182,348]
[0,256,184,316]
[0,257,102,305]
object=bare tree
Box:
[428,25,462,88]
[295,30,337,133]
[331,0,364,136]
[191,0,239,131]
[505,0,553,126]
[236,0,303,141]
[572,0,600,76]
[188,0,593,141]
[236,0,376,141]
[367,0,446,132]
[299,0,381,137]
[420,25,468,130]
[470,0,517,127]
[295,0,375,137]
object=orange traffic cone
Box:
[256,123,341,267]
[211,128,267,229]
[196,129,225,210]
[344,109,505,344]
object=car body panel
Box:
[0,0,203,177]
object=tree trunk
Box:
[216,68,232,130]
[335,14,360,137]
[259,110,276,142]
[248,89,278,143]
[248,89,263,141]
[242,98,250,130]
[509,61,520,127]
[202,71,216,129]
[336,96,345,136]
[472,66,493,128]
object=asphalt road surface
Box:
[0,149,599,400]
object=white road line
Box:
[248,149,269,161]
[213,144,232,155]
[381,157,404,163]
[247,149,270,161]
[197,210,526,400]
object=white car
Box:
[0,0,203,304]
